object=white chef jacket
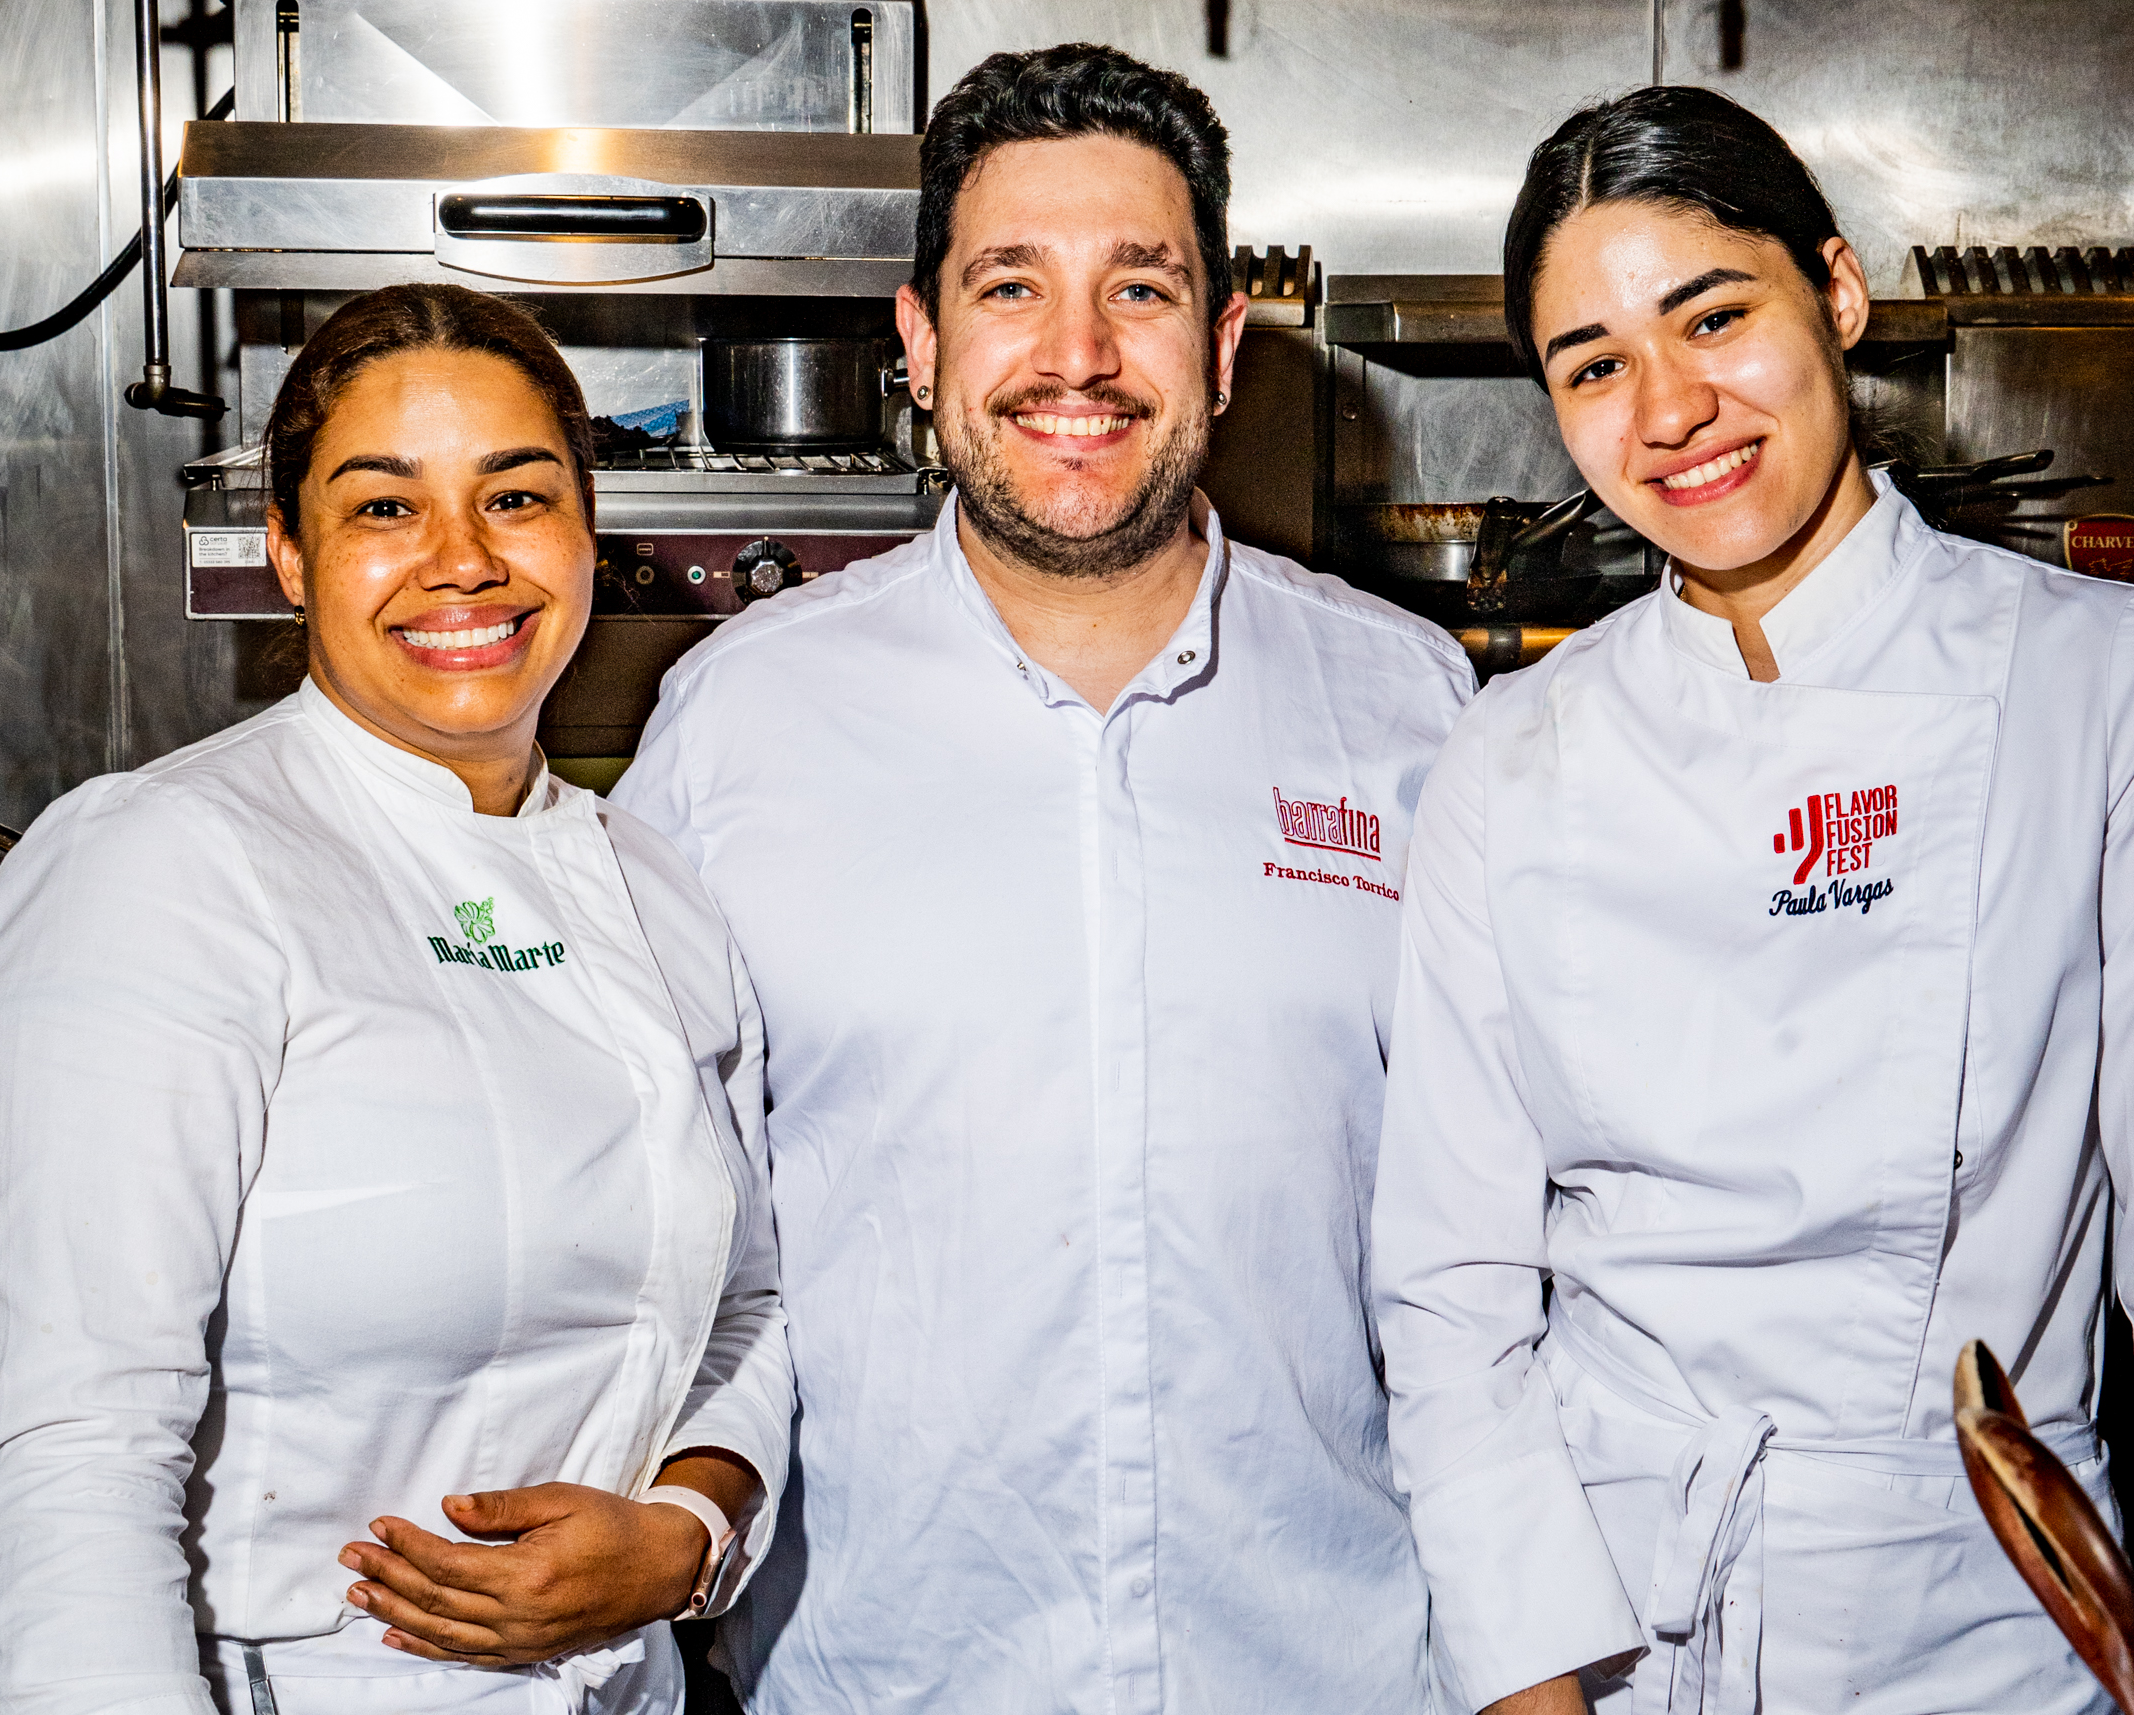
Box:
[611,495,1474,1714]
[1376,475,2134,1715]
[0,679,793,1715]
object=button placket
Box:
[1090,708,1163,1711]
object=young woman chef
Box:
[0,285,792,1713]
[1374,87,2134,1715]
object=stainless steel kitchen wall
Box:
[0,0,115,824]
[927,0,1652,277]
[1653,0,2134,295]
[3,0,2131,826]
[291,0,917,131]
[927,0,2134,293]
[0,0,240,832]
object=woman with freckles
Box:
[0,285,791,1714]
[1373,89,2134,1714]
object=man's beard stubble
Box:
[935,379,1212,581]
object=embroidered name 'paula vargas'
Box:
[1273,788,1381,862]
[1771,875,1894,918]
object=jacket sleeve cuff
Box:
[1413,1444,1646,1711]
[659,1390,790,1611]
[662,1386,789,1500]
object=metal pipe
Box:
[134,0,167,383]
[123,0,225,419]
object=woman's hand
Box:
[339,1455,759,1667]
[340,1483,705,1665]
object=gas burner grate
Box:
[1907,244,2134,298]
[592,447,916,475]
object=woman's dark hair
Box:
[1503,86,1844,385]
[913,44,1233,325]
[265,283,595,534]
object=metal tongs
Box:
[1876,449,2113,522]
[1957,1340,2134,1710]
[1466,488,1606,610]
[1898,448,2060,491]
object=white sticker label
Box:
[189,530,267,568]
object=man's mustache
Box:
[985,382,1157,422]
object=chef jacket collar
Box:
[933,488,1226,714]
[1661,467,1908,680]
[297,675,559,819]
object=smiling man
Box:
[614,44,1473,1714]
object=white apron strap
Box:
[1620,1385,2099,1715]
[1636,1406,1775,1715]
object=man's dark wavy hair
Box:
[913,44,1234,326]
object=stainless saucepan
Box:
[702,337,908,451]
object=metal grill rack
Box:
[594,446,920,477]
[1907,245,2134,298]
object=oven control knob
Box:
[733,538,799,601]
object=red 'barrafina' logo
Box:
[1273,787,1381,862]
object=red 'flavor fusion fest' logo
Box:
[1273,787,1380,862]
[1770,783,1899,916]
